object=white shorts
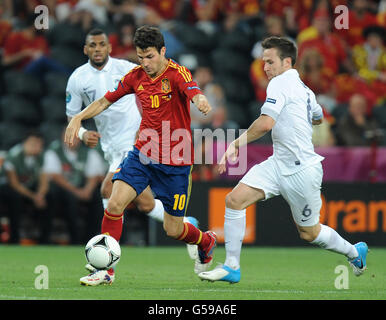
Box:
[240,157,323,227]
[104,146,133,173]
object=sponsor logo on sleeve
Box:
[266,98,276,104]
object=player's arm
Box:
[192,93,211,115]
[65,74,101,148]
[235,114,275,147]
[218,115,275,173]
[67,116,101,148]
[65,97,112,147]
[6,169,36,200]
[312,101,324,126]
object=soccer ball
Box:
[85,234,121,270]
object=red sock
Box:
[177,222,211,250]
[101,209,124,242]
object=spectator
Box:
[0,5,12,50]
[3,132,51,244]
[190,66,238,182]
[108,14,138,62]
[188,0,222,35]
[74,0,109,27]
[43,131,106,244]
[2,15,50,70]
[263,0,309,37]
[298,0,335,32]
[2,14,70,77]
[0,150,11,242]
[312,109,336,147]
[142,0,183,21]
[297,8,353,76]
[190,66,238,130]
[217,0,260,32]
[107,0,148,25]
[352,25,386,104]
[297,48,335,97]
[335,93,380,146]
[55,0,79,23]
[340,0,378,48]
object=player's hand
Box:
[197,100,211,115]
[218,142,239,174]
[193,94,212,116]
[65,116,81,147]
[83,130,101,148]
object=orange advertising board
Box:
[208,188,256,243]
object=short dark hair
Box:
[85,28,107,43]
[133,25,165,52]
[24,130,44,141]
[261,36,297,66]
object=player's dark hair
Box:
[87,28,105,37]
[262,36,297,66]
[133,25,165,52]
[85,28,108,44]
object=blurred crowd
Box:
[0,0,385,244]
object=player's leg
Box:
[199,158,280,283]
[284,163,368,276]
[198,182,264,283]
[81,148,150,286]
[163,211,217,274]
[80,179,137,286]
[100,171,114,209]
[134,186,199,259]
[150,164,216,273]
[102,180,138,240]
[103,151,165,222]
[134,186,164,222]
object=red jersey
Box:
[105,59,202,166]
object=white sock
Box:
[224,207,246,270]
[146,199,164,222]
[102,198,109,210]
[311,224,358,259]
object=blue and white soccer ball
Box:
[85,234,121,270]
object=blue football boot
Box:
[348,242,368,276]
[198,265,241,284]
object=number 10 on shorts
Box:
[173,194,186,210]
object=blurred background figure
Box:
[335,93,381,146]
[190,66,238,131]
[108,13,137,62]
[0,150,11,243]
[43,130,106,244]
[340,0,378,48]
[2,14,50,71]
[352,25,386,105]
[3,132,50,244]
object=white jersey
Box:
[65,57,141,155]
[260,69,324,176]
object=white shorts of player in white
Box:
[104,147,132,173]
[240,157,323,227]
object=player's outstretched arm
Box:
[67,116,101,148]
[192,94,211,115]
[218,115,275,174]
[64,97,111,147]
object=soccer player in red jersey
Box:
[65,26,217,286]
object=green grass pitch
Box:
[0,245,385,300]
